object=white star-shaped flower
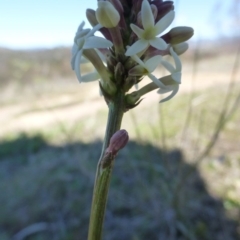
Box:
[129,54,167,89]
[71,22,113,82]
[129,47,182,103]
[157,48,182,102]
[125,0,175,56]
[161,47,182,84]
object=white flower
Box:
[129,47,182,103]
[129,54,167,89]
[157,47,182,102]
[71,22,113,82]
[161,47,182,84]
[125,0,175,56]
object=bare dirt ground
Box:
[1,53,239,137]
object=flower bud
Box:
[172,42,188,55]
[86,9,98,26]
[107,130,129,155]
[86,8,112,41]
[114,62,125,84]
[106,54,117,73]
[125,91,141,105]
[96,1,120,28]
[123,76,137,92]
[124,90,143,110]
[155,1,174,22]
[161,26,194,45]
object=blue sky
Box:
[0,0,237,49]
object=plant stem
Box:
[88,89,125,240]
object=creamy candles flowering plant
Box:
[71,0,193,239]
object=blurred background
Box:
[0,0,240,239]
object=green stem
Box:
[88,89,125,240]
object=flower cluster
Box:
[71,0,193,105]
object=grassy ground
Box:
[0,47,240,239]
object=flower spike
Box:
[71,0,193,104]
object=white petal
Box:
[81,71,100,82]
[141,0,154,30]
[84,36,112,49]
[149,38,168,50]
[76,21,85,34]
[71,58,75,70]
[125,39,148,56]
[155,10,175,35]
[130,24,144,39]
[161,60,175,73]
[75,29,90,42]
[159,85,179,103]
[170,47,182,71]
[145,55,162,72]
[71,44,78,70]
[148,73,167,88]
[88,23,102,37]
[71,53,77,70]
[71,43,78,55]
[76,38,85,49]
[130,54,145,68]
[74,50,83,82]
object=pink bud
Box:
[107,129,129,155]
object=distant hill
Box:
[0,47,74,87]
[189,36,240,58]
